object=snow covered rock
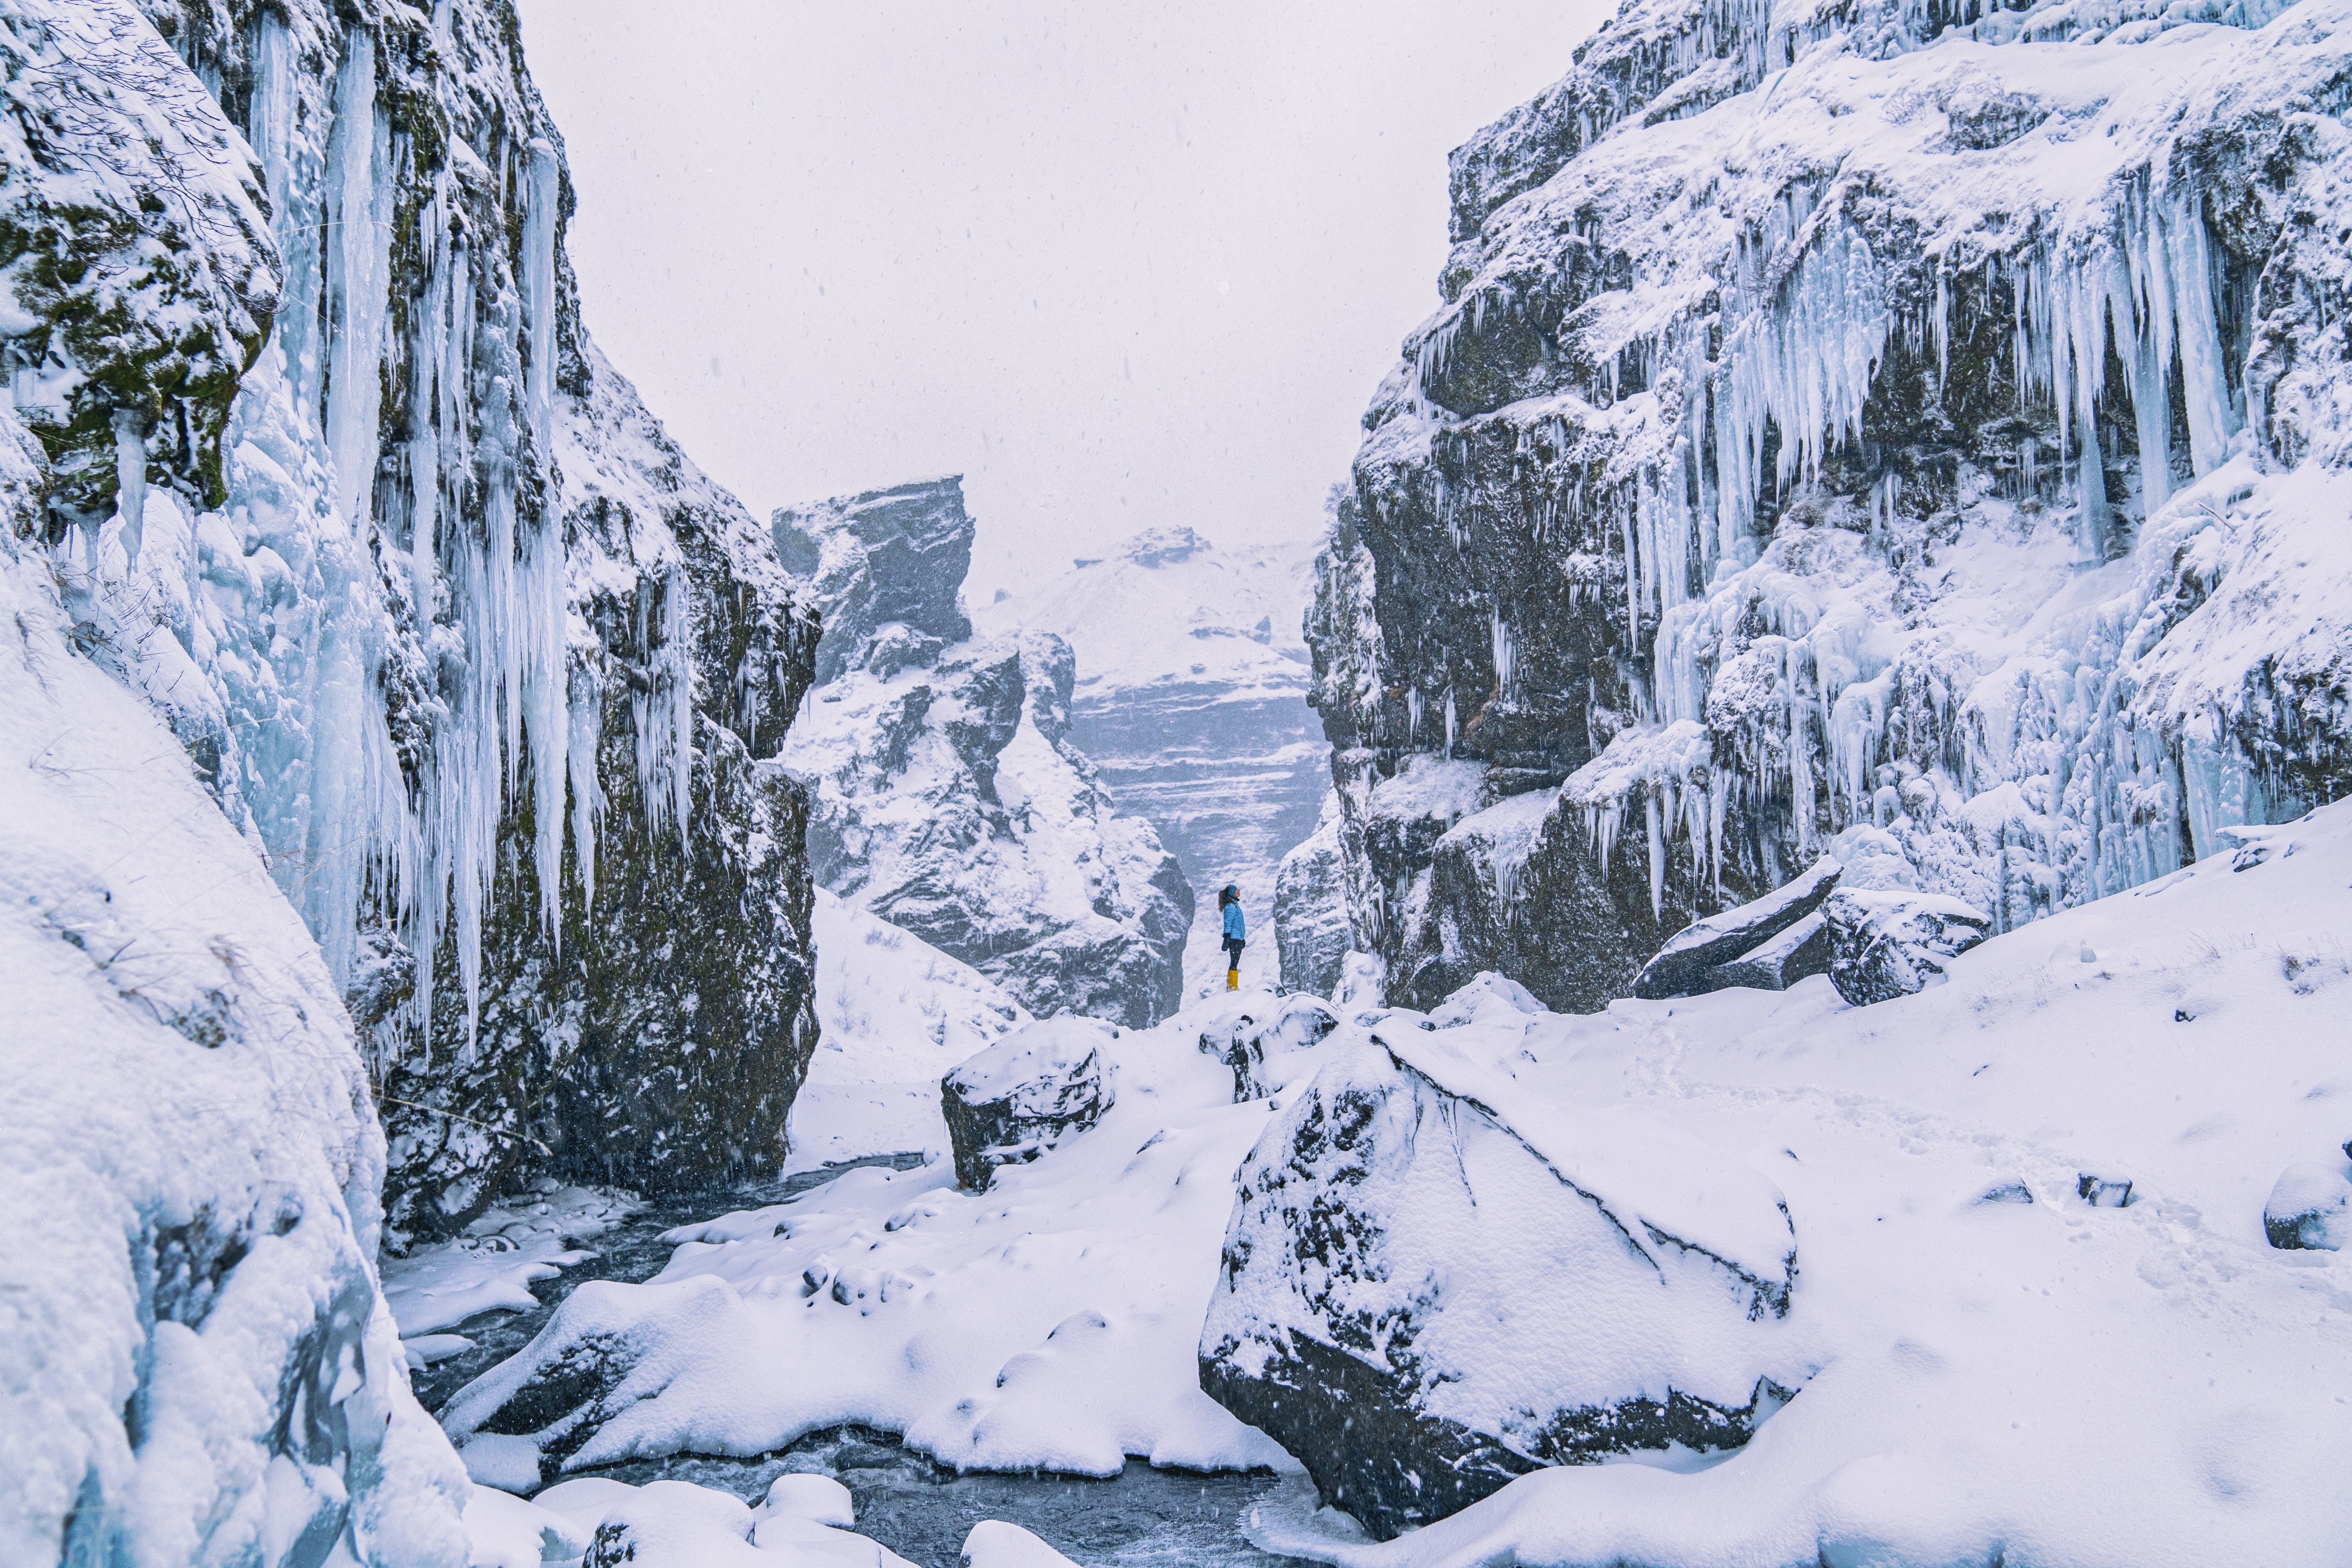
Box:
[0,452,468,1564]
[942,1018,1118,1190]
[782,485,1192,1027]
[961,1520,1082,1568]
[1200,1034,1799,1538]
[1823,889,1993,1006]
[1299,0,2352,1010]
[1275,799,1357,998]
[1631,859,1843,998]
[2264,1159,2352,1250]
[1196,993,1343,1101]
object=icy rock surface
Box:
[782,484,1192,1027]
[2263,1158,2352,1249]
[1297,0,2352,1010]
[941,1017,1118,1192]
[1822,887,1994,1004]
[1199,1036,1798,1538]
[5,0,826,1236]
[977,529,1326,1000]
[1632,857,1842,997]
[0,437,468,1565]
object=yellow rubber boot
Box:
[1226,968,1239,991]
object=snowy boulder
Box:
[2264,1161,2352,1250]
[1196,993,1342,1100]
[1199,1035,1799,1539]
[1632,858,1842,999]
[941,1017,1117,1190]
[1427,970,1545,1027]
[1704,910,1832,993]
[1824,889,1992,1005]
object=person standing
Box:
[1219,884,1246,992]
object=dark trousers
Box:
[1223,936,1245,968]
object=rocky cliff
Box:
[778,477,1193,1027]
[5,0,825,1241]
[1289,0,2352,1010]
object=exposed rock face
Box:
[775,476,974,683]
[2264,1158,2352,1249]
[1824,887,1993,1004]
[940,1016,1118,1191]
[782,485,1193,1027]
[9,0,825,1235]
[1292,0,2352,1012]
[1200,1033,1798,1539]
[1632,857,1841,997]
[978,528,1325,1000]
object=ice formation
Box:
[1294,0,2352,1007]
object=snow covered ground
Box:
[788,889,1033,1172]
[441,789,2352,1565]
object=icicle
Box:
[323,28,388,532]
[112,410,145,565]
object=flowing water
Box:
[416,1158,1308,1568]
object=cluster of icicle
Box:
[103,16,699,1055]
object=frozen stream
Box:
[409,1159,1306,1568]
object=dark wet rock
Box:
[1974,1181,2035,1206]
[941,1018,1118,1191]
[1633,860,1842,999]
[1196,995,1342,1102]
[2263,1163,2351,1249]
[1200,1036,1797,1539]
[1824,890,1992,1007]
[1702,911,1833,995]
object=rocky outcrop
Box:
[8,0,826,1233]
[1200,1033,1799,1539]
[978,526,1324,999]
[782,484,1193,1027]
[1293,0,2352,1012]
[940,1016,1117,1191]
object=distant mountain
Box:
[977,527,1328,997]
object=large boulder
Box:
[941,1017,1117,1191]
[1824,889,1992,1006]
[2265,1155,2352,1250]
[1199,1033,1799,1539]
[1631,858,1842,999]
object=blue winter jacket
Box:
[1222,902,1246,941]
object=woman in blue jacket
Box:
[1219,884,1245,991]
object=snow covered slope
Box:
[1296,0,2352,1011]
[976,526,1327,998]
[789,890,1033,1171]
[0,423,468,1565]
[458,793,2352,1562]
[780,478,1193,1028]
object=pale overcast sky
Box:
[515,1,1610,597]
